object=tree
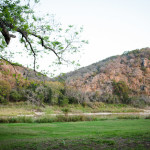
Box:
[112,80,130,104]
[0,0,87,75]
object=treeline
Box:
[0,78,150,108]
[0,79,79,106]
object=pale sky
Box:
[8,0,150,76]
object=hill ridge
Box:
[59,48,150,101]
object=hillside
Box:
[0,48,150,106]
[59,48,150,103]
[0,60,50,87]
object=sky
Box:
[8,0,150,75]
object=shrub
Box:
[65,87,89,104]
[112,80,130,104]
[0,95,6,104]
[100,94,120,104]
[27,81,39,92]
[58,95,69,106]
[24,82,53,105]
[43,86,52,104]
[61,108,70,116]
[130,96,150,108]
[9,90,24,102]
[0,80,11,103]
[141,66,146,72]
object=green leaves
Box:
[0,0,88,76]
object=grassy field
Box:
[0,119,150,150]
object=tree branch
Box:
[30,33,61,61]
[0,19,62,70]
[0,20,16,44]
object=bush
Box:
[43,86,52,104]
[24,82,53,105]
[9,90,24,102]
[65,87,89,104]
[61,108,70,116]
[100,94,120,104]
[58,95,69,106]
[130,96,150,108]
[27,81,39,92]
[0,95,6,104]
[0,80,11,103]
[112,80,130,104]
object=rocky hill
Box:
[0,60,50,87]
[59,48,150,101]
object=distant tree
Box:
[0,0,87,74]
[112,80,130,104]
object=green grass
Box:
[0,119,149,149]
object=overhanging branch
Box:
[0,19,62,70]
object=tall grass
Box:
[0,114,147,123]
[117,115,140,119]
[0,116,33,123]
[0,115,106,123]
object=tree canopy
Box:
[0,0,87,75]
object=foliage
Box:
[0,0,87,73]
[27,81,40,92]
[100,94,120,104]
[123,49,140,55]
[130,96,150,108]
[0,80,11,103]
[65,86,89,104]
[11,62,22,67]
[9,89,25,102]
[58,95,69,106]
[141,66,146,72]
[43,86,52,104]
[112,80,130,104]
[61,108,70,116]
[25,83,52,105]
